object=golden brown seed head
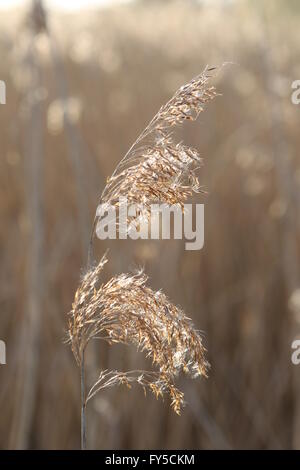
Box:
[67,254,209,413]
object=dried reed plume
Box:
[93,65,220,238]
[68,253,208,417]
[69,66,221,448]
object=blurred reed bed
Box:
[0,0,300,449]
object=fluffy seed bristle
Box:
[67,254,208,413]
[96,65,221,234]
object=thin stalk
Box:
[80,351,87,450]
[87,216,97,269]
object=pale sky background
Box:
[0,0,231,10]
[0,0,132,10]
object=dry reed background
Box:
[0,0,300,449]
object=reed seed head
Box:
[68,254,208,413]
[97,65,221,232]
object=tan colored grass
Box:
[68,253,208,414]
[95,65,221,234]
[68,66,220,447]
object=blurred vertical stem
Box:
[9,27,44,449]
[261,3,300,449]
[81,351,87,450]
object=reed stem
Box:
[80,351,87,450]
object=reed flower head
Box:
[68,66,221,432]
[68,253,208,413]
[97,65,220,232]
